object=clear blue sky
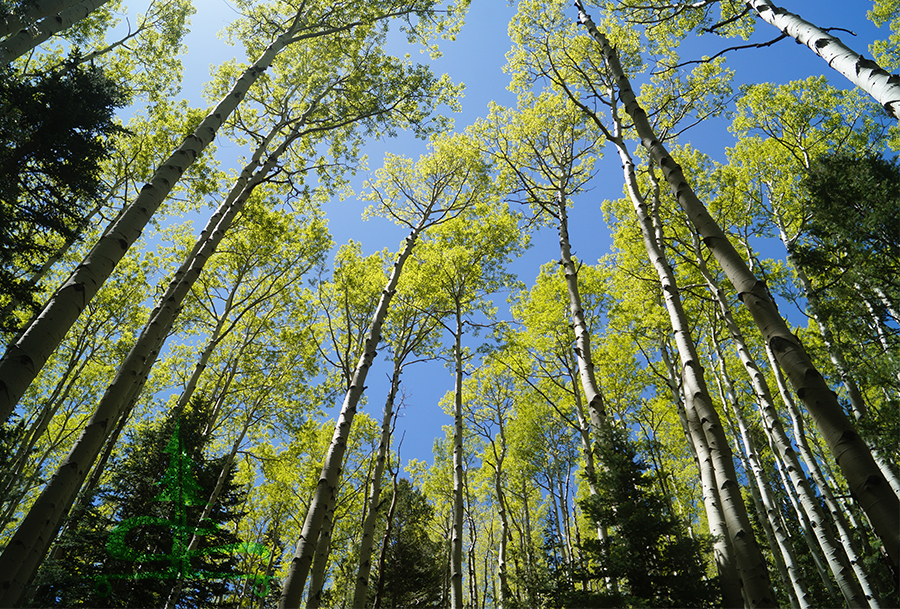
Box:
[169,0,889,469]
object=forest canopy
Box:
[0,0,898,608]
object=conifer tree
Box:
[29,402,264,608]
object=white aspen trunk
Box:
[494,450,509,609]
[306,493,337,609]
[0,17,310,421]
[351,359,402,608]
[711,340,812,609]
[450,308,465,609]
[767,342,886,606]
[0,0,113,64]
[0,0,85,38]
[575,3,900,573]
[278,207,433,609]
[556,188,608,434]
[694,233,872,606]
[603,109,775,604]
[0,117,307,606]
[745,0,900,120]
[372,460,399,609]
[660,337,743,604]
[775,221,900,502]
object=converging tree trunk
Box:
[574,0,900,572]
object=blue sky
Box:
[166,0,891,469]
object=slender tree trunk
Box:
[604,116,774,604]
[372,460,400,609]
[556,188,608,433]
[694,232,872,606]
[0,15,309,420]
[0,120,307,606]
[575,2,900,572]
[711,339,811,609]
[351,359,402,608]
[745,0,900,119]
[278,207,434,609]
[450,308,465,609]
[164,415,253,609]
[306,492,337,609]
[660,336,742,604]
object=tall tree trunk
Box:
[745,0,900,119]
[372,459,400,609]
[556,188,608,434]
[604,111,775,604]
[0,15,311,420]
[278,206,434,609]
[0,0,85,38]
[351,359,402,608]
[774,219,900,501]
[164,415,253,609]
[0,120,306,606]
[575,1,900,572]
[450,308,465,609]
[306,491,337,609]
[694,232,873,607]
[711,337,812,609]
[0,0,113,64]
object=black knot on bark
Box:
[864,474,883,489]
[813,37,830,50]
[768,335,792,354]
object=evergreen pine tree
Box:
[30,401,264,608]
[573,427,719,608]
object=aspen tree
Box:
[574,0,900,572]
[0,0,454,421]
[278,136,492,607]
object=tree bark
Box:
[0,15,310,421]
[0,0,113,64]
[574,2,900,572]
[351,359,402,608]
[745,0,900,120]
[450,308,465,609]
[278,206,433,609]
[0,0,85,38]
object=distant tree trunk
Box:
[450,308,465,609]
[278,205,435,608]
[575,1,900,572]
[711,338,811,609]
[372,460,400,609]
[351,359,402,608]
[745,0,900,119]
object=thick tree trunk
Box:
[306,492,337,609]
[774,221,900,502]
[745,0,900,119]
[0,0,85,38]
[575,3,900,573]
[351,359,402,608]
[0,0,113,64]
[278,207,433,609]
[0,17,309,421]
[695,234,872,607]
